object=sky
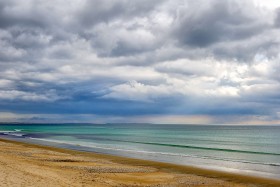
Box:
[0,0,280,124]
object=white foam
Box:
[1,131,25,137]
[8,133,25,137]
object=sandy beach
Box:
[0,138,279,187]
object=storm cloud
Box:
[0,0,280,124]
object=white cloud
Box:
[253,0,280,9]
[103,80,172,102]
[0,90,63,102]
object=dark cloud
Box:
[0,1,53,29]
[77,0,162,27]
[173,0,267,48]
[275,8,280,27]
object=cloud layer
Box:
[0,0,280,124]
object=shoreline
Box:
[1,138,280,186]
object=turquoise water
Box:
[1,123,280,179]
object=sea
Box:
[0,123,280,179]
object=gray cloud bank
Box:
[0,0,280,124]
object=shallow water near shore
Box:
[1,123,280,180]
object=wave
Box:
[0,131,13,133]
[4,132,25,137]
[0,129,26,137]
[83,137,280,156]
[29,137,280,167]
[111,140,280,156]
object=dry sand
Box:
[0,138,279,187]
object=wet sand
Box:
[0,138,279,187]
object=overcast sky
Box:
[0,0,280,124]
